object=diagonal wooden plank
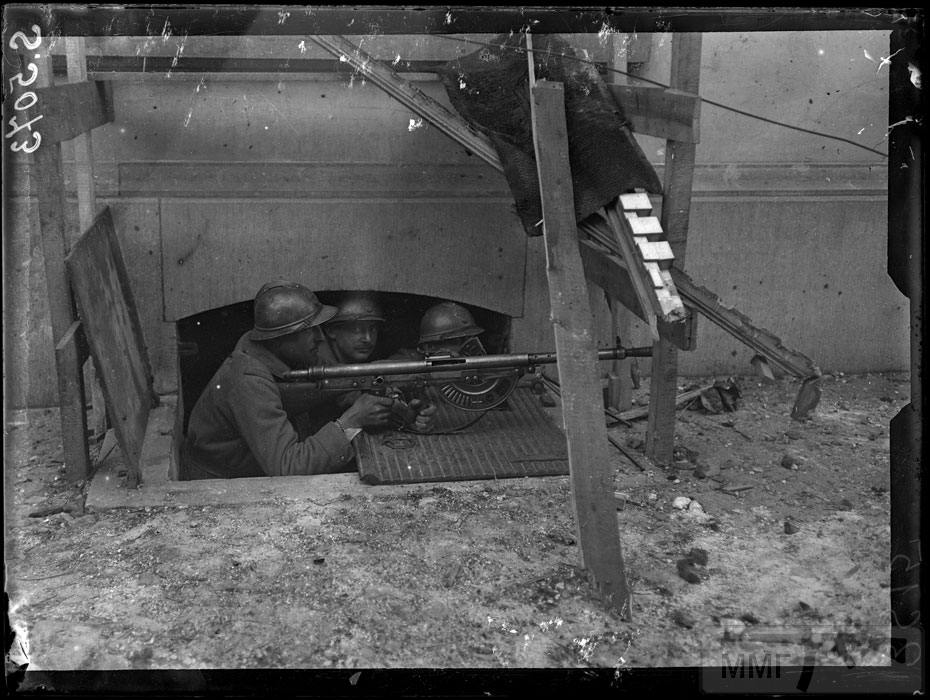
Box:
[576,241,695,351]
[307,35,501,168]
[530,78,631,620]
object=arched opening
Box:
[175,291,512,435]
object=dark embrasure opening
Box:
[176,291,511,434]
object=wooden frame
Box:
[20,12,907,619]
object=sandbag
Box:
[436,34,662,236]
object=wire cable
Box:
[430,33,890,158]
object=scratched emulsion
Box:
[356,388,569,485]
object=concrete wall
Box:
[5,29,908,408]
[511,30,907,377]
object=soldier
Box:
[317,291,435,432]
[182,281,403,479]
[417,301,486,358]
[318,291,386,364]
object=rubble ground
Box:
[5,371,904,674]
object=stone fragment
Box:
[672,496,692,510]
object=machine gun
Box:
[277,345,652,425]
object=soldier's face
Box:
[325,321,380,362]
[275,327,321,369]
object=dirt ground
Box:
[4,371,908,683]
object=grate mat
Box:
[356,387,568,485]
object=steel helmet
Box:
[328,292,386,325]
[418,302,484,345]
[249,281,338,341]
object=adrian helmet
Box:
[418,302,484,345]
[249,281,337,341]
[328,292,386,325]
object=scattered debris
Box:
[784,520,800,535]
[441,561,464,588]
[739,612,760,625]
[791,375,823,421]
[672,496,692,510]
[721,617,746,641]
[721,484,753,495]
[750,354,776,383]
[714,378,742,412]
[693,462,721,479]
[614,491,647,509]
[837,498,854,511]
[619,384,713,421]
[720,419,753,441]
[28,500,82,518]
[780,453,800,470]
[607,435,646,471]
[671,609,697,628]
[676,559,701,584]
[793,601,823,621]
[686,548,709,566]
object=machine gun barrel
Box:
[281,345,652,383]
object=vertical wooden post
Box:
[606,297,634,411]
[605,33,634,411]
[645,33,702,466]
[65,36,108,444]
[530,77,632,619]
[29,47,92,479]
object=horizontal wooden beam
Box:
[6,6,905,36]
[609,85,700,143]
[25,81,113,146]
[52,55,452,76]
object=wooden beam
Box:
[26,50,91,480]
[669,266,819,378]
[22,80,113,147]
[606,297,634,411]
[307,35,501,169]
[608,85,700,143]
[66,36,108,443]
[66,207,159,488]
[646,32,702,467]
[577,239,696,351]
[5,6,901,37]
[530,78,632,619]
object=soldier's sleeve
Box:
[229,370,356,476]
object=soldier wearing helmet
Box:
[319,291,386,364]
[182,281,401,480]
[417,301,486,358]
[318,291,436,433]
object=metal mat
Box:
[355,387,568,485]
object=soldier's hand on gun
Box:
[407,398,437,433]
[340,393,395,429]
